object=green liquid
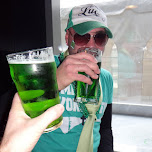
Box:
[76,62,101,103]
[9,62,62,130]
[22,94,62,128]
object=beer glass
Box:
[75,48,102,104]
[6,47,63,133]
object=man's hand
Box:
[0,93,64,152]
[57,52,100,90]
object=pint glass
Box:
[6,47,63,132]
[75,48,102,104]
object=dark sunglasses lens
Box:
[74,33,90,46]
[95,32,108,46]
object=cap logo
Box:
[65,4,113,38]
[78,5,99,17]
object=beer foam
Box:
[77,47,102,62]
[7,47,55,64]
[8,59,54,64]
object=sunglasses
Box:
[69,30,108,47]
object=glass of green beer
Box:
[75,48,102,105]
[6,47,63,133]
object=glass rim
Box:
[6,47,54,64]
[6,47,53,58]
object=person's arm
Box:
[98,103,113,152]
[0,93,64,152]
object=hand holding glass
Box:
[6,47,63,133]
[75,48,102,104]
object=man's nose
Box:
[85,35,96,48]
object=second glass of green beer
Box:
[75,48,102,105]
[6,47,63,133]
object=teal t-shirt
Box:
[32,55,113,152]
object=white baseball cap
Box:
[65,4,113,38]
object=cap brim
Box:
[73,21,113,38]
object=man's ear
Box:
[65,30,69,45]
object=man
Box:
[33,4,113,152]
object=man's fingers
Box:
[64,57,100,74]
[67,64,99,80]
[69,73,93,85]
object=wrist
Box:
[0,138,13,152]
[0,144,7,152]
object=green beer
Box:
[75,48,102,104]
[7,47,63,132]
[76,62,101,104]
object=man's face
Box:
[65,27,108,55]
